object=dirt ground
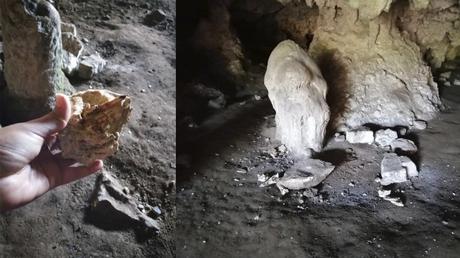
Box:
[0,0,176,257]
[177,72,460,257]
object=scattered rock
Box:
[397,127,407,136]
[62,31,84,57]
[390,138,418,153]
[413,120,427,130]
[380,153,408,185]
[454,79,460,86]
[143,9,167,28]
[276,159,335,190]
[375,129,398,147]
[61,22,77,36]
[152,206,162,215]
[378,189,404,207]
[334,132,345,142]
[91,172,160,231]
[345,129,374,144]
[264,40,330,157]
[400,156,418,178]
[380,153,418,185]
[276,144,287,154]
[440,71,452,80]
[78,54,107,79]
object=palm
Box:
[0,95,102,212]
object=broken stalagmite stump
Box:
[59,90,131,164]
[264,40,330,157]
[0,0,73,123]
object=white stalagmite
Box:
[264,40,330,157]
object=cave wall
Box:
[308,0,442,129]
[180,0,460,131]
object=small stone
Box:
[399,156,418,178]
[122,187,130,194]
[440,71,452,79]
[380,153,408,185]
[390,138,418,153]
[143,9,167,27]
[276,145,287,153]
[78,54,107,80]
[276,185,289,195]
[413,120,427,130]
[254,95,261,101]
[397,127,407,136]
[152,206,161,215]
[140,89,146,93]
[453,79,460,86]
[444,81,452,87]
[378,189,391,197]
[345,130,374,144]
[334,133,345,142]
[276,159,335,190]
[375,129,398,147]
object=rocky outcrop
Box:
[192,0,246,90]
[398,0,460,69]
[308,0,442,130]
[0,0,73,123]
[265,40,330,156]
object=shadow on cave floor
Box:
[177,98,275,182]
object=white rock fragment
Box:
[400,156,418,178]
[276,159,335,190]
[381,153,408,185]
[454,79,460,86]
[78,54,107,79]
[413,120,427,130]
[397,127,407,136]
[440,71,452,79]
[334,132,345,142]
[375,129,398,147]
[390,138,418,153]
[378,189,404,207]
[345,129,374,144]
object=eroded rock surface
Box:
[265,40,330,156]
[59,90,131,164]
[0,0,72,122]
[308,0,442,130]
[276,158,335,190]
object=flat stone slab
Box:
[346,130,374,144]
[380,153,418,185]
[375,129,398,147]
[277,159,335,190]
[390,138,418,153]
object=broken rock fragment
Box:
[78,54,107,80]
[374,129,398,147]
[381,153,408,186]
[276,159,335,190]
[380,153,418,186]
[91,172,160,231]
[345,129,374,144]
[264,40,330,157]
[390,138,418,153]
[59,90,131,164]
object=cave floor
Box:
[177,85,460,257]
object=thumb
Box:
[25,94,72,138]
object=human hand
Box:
[0,94,103,212]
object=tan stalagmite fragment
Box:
[59,90,132,164]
